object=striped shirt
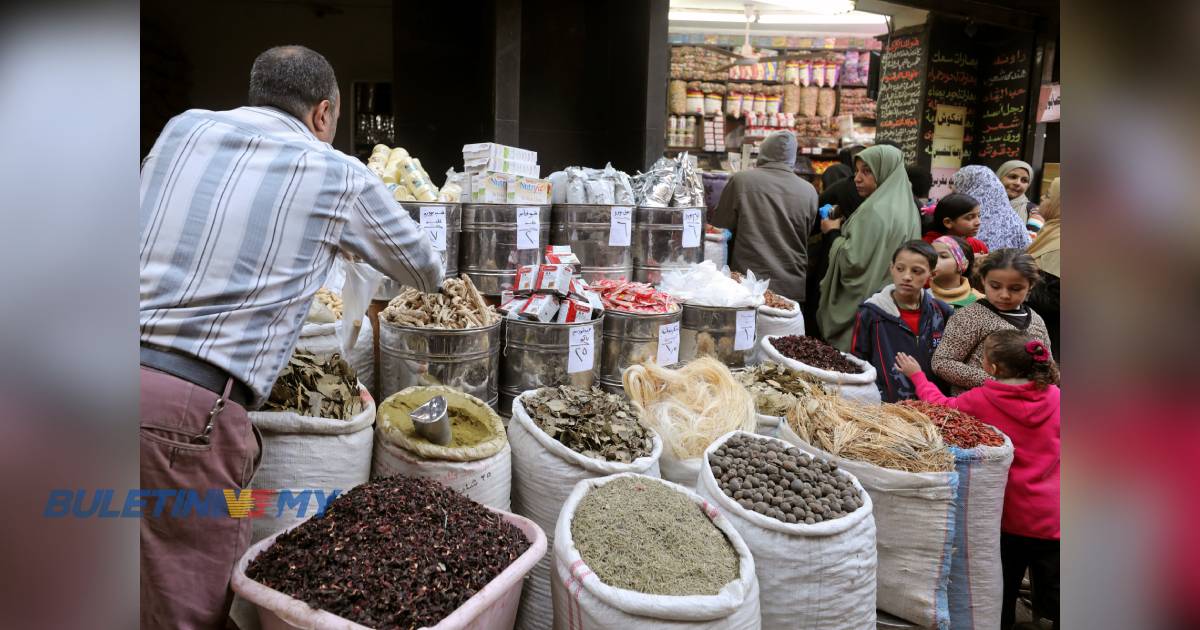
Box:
[140,106,441,406]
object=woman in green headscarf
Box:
[817,144,921,350]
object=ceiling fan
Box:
[699,1,848,71]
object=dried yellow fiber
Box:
[786,391,954,473]
[622,357,756,460]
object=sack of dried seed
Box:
[510,387,663,630]
[696,431,877,629]
[373,385,512,511]
[758,335,881,405]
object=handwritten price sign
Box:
[419,205,447,252]
[657,321,680,366]
[681,208,702,248]
[568,325,595,373]
[734,310,756,351]
[609,206,632,247]
[516,207,540,251]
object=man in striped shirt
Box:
[139,45,440,628]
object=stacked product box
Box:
[703,117,726,152]
[462,142,552,204]
[498,245,606,324]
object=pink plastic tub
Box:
[231,509,548,630]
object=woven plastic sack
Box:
[697,431,877,629]
[509,392,663,630]
[248,386,375,544]
[372,386,511,510]
[946,431,1015,630]
[758,335,881,405]
[779,418,958,629]
[552,473,761,629]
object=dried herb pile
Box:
[571,477,739,596]
[786,393,954,473]
[899,401,1005,449]
[735,362,826,417]
[381,275,499,329]
[769,335,863,374]
[711,434,863,524]
[524,386,654,463]
[264,351,362,419]
[246,476,530,629]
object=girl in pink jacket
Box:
[897,329,1060,630]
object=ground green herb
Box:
[571,477,739,596]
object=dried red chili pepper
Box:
[899,400,1004,449]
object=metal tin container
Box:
[376,202,463,301]
[498,314,605,416]
[550,204,634,283]
[459,203,552,297]
[631,205,706,285]
[377,320,501,408]
[679,303,758,369]
[598,309,683,394]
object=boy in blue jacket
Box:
[851,240,953,402]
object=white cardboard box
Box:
[462,142,537,165]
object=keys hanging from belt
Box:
[192,378,235,445]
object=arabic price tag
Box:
[681,208,702,248]
[657,321,680,366]
[419,205,448,252]
[608,206,633,247]
[734,309,756,351]
[516,206,540,251]
[568,325,595,373]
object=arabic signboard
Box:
[921,35,979,169]
[875,28,928,165]
[976,44,1034,167]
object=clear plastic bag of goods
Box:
[509,391,663,630]
[778,414,959,629]
[658,261,767,308]
[345,316,376,400]
[696,431,878,629]
[337,260,383,356]
[231,486,548,630]
[372,385,512,511]
[551,473,762,629]
[585,179,615,204]
[247,386,375,544]
[757,335,881,405]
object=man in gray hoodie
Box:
[711,131,818,304]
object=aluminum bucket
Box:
[498,314,605,416]
[377,319,500,408]
[550,204,634,283]
[679,303,758,369]
[459,204,551,297]
[598,309,682,394]
[631,205,706,285]
[376,202,463,301]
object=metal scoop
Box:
[410,395,451,446]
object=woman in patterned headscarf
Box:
[952,165,1031,251]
